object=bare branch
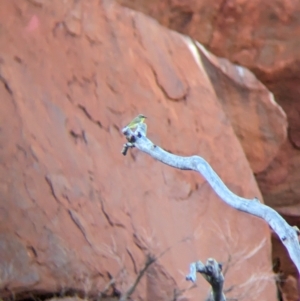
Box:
[120,254,156,301]
[121,124,300,274]
[186,258,226,301]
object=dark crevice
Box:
[3,288,80,301]
[126,247,138,274]
[68,209,93,247]
[77,104,106,130]
[3,286,121,301]
[97,192,125,228]
[44,175,60,203]
[0,75,13,95]
[146,62,189,102]
[69,130,88,144]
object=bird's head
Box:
[138,114,147,122]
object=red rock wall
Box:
[116,0,300,298]
[117,0,300,217]
[0,1,282,300]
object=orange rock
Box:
[195,43,287,173]
[117,0,300,204]
[0,1,278,300]
[116,1,300,297]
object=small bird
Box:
[125,114,147,130]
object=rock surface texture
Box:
[116,0,300,223]
[0,0,286,300]
[117,0,300,298]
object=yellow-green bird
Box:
[126,114,147,129]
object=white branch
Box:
[122,124,300,274]
[186,258,226,301]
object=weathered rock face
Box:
[116,0,300,219]
[116,0,300,297]
[0,1,282,300]
[196,43,287,174]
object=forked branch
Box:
[186,258,225,301]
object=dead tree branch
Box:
[120,254,156,301]
[121,123,300,274]
[186,258,226,301]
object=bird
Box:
[125,114,147,130]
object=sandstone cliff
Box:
[117,1,300,299]
[0,1,289,300]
